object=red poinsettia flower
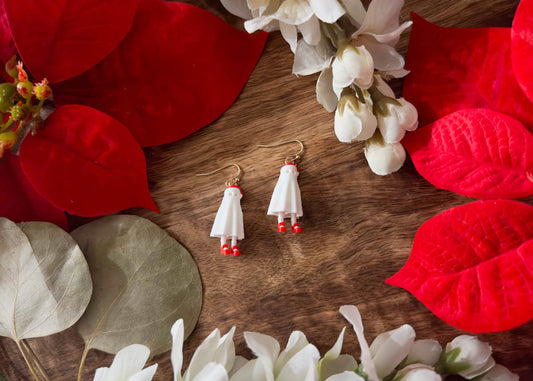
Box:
[0,0,267,227]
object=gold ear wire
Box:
[196,163,242,187]
[257,140,304,164]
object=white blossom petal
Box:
[332,45,374,90]
[299,15,321,46]
[325,371,366,381]
[364,21,412,46]
[230,359,270,381]
[293,39,335,76]
[446,336,496,379]
[184,329,221,381]
[335,95,377,142]
[277,344,320,381]
[320,355,358,380]
[245,332,281,368]
[374,75,395,98]
[191,363,229,381]
[247,0,271,13]
[93,368,109,381]
[105,345,151,381]
[339,306,379,381]
[362,39,405,72]
[395,364,442,381]
[275,331,310,375]
[220,0,253,19]
[213,327,237,373]
[476,364,519,381]
[332,57,354,88]
[364,139,406,176]
[128,364,158,381]
[406,339,443,367]
[229,356,249,377]
[369,324,415,379]
[280,21,298,53]
[381,68,410,78]
[308,0,346,23]
[340,0,366,27]
[356,0,404,36]
[171,320,184,381]
[245,15,277,33]
[275,0,314,25]
[316,67,338,113]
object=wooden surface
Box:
[2,0,532,379]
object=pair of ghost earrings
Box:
[198,140,304,257]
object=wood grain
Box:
[2,0,532,380]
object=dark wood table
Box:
[1,0,531,379]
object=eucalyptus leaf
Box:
[72,215,202,355]
[0,218,92,341]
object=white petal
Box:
[324,328,346,360]
[332,57,354,88]
[277,344,320,381]
[244,332,281,368]
[247,0,271,12]
[184,329,221,381]
[106,344,150,381]
[396,364,442,381]
[374,75,395,98]
[304,365,317,381]
[275,0,314,25]
[220,0,253,19]
[230,359,270,381]
[93,368,109,381]
[316,67,338,113]
[308,0,345,23]
[381,68,410,78]
[213,327,237,373]
[229,356,249,377]
[293,39,335,76]
[320,354,358,380]
[363,39,405,72]
[356,0,404,36]
[364,140,406,176]
[275,331,309,375]
[341,0,366,26]
[299,15,321,46]
[191,363,229,381]
[332,45,374,89]
[280,21,298,53]
[406,340,442,366]
[396,98,418,131]
[325,371,366,381]
[339,306,379,381]
[245,15,276,33]
[378,113,405,144]
[335,96,377,142]
[369,324,416,379]
[171,320,184,381]
[364,21,412,46]
[128,364,158,381]
[477,364,519,381]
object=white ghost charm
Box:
[210,185,244,256]
[267,162,303,233]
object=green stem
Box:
[77,346,91,381]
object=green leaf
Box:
[72,215,202,355]
[0,218,92,341]
[0,375,8,381]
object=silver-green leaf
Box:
[72,215,202,355]
[0,218,92,341]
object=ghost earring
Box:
[197,164,244,256]
[258,140,304,233]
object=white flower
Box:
[364,133,406,176]
[319,328,358,381]
[93,344,157,381]
[332,44,374,90]
[376,97,418,143]
[473,364,519,381]
[334,93,377,143]
[393,364,442,381]
[369,324,415,379]
[405,339,442,367]
[351,0,412,74]
[172,319,237,381]
[444,336,496,379]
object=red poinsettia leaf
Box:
[403,108,533,199]
[0,1,15,63]
[512,0,533,102]
[0,153,68,230]
[387,200,533,333]
[4,0,140,83]
[54,0,267,147]
[19,105,158,217]
[403,14,533,131]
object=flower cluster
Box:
[96,306,519,381]
[0,57,52,158]
[220,0,418,175]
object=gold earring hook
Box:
[196,163,242,187]
[257,140,304,164]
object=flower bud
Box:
[393,364,442,381]
[405,339,442,366]
[364,132,406,176]
[334,93,377,143]
[17,81,33,99]
[0,131,18,158]
[443,335,495,379]
[377,98,418,144]
[369,324,415,379]
[5,55,18,80]
[332,44,374,90]
[33,78,53,101]
[17,61,28,83]
[0,83,16,113]
[473,364,519,381]
[9,101,27,121]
